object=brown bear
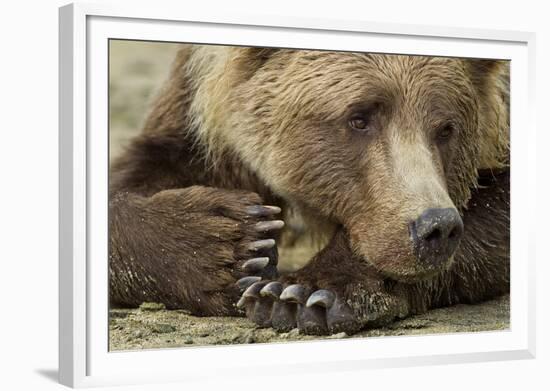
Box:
[109,44,509,335]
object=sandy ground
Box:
[109,40,182,160]
[109,295,509,351]
[108,40,509,351]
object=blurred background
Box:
[109,40,182,161]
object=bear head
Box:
[188,47,509,282]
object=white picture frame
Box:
[59,2,537,388]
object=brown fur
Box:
[109,44,509,326]
[279,168,509,325]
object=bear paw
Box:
[235,280,360,336]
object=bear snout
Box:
[409,208,464,268]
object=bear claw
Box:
[242,211,281,280]
[247,239,276,251]
[260,281,283,299]
[238,282,361,335]
[242,257,270,272]
[242,281,267,299]
[243,238,279,280]
[254,220,285,232]
[236,276,262,290]
[306,289,335,308]
[245,205,282,217]
[280,284,310,304]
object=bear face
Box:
[184,48,508,283]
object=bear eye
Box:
[436,123,455,142]
[348,113,374,133]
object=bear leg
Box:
[109,186,284,316]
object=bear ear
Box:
[464,58,510,170]
[464,58,507,89]
[232,47,279,80]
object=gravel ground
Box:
[109,295,509,351]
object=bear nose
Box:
[410,208,464,267]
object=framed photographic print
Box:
[59,2,536,388]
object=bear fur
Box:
[109,45,509,333]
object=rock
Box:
[109,310,131,319]
[288,328,301,338]
[133,330,145,339]
[263,329,278,339]
[280,328,301,339]
[139,302,166,312]
[151,323,176,334]
[328,332,348,339]
[243,330,256,344]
